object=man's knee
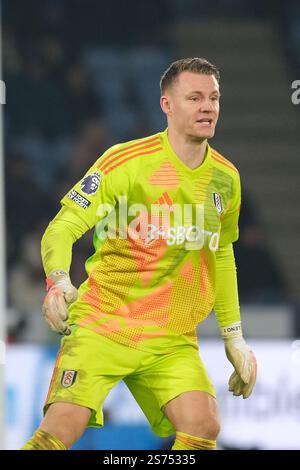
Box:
[180,414,221,440]
[164,391,221,440]
[40,402,92,448]
[197,415,221,440]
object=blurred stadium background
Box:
[1,0,300,450]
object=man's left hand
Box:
[221,322,257,399]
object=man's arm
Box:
[41,206,90,275]
[41,206,90,335]
[214,243,240,327]
[214,243,257,399]
[40,144,137,336]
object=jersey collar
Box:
[161,128,212,176]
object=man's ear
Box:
[160,95,172,116]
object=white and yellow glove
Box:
[42,270,78,335]
[221,322,257,399]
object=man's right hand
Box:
[42,270,78,335]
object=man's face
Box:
[161,71,220,140]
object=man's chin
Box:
[190,130,215,141]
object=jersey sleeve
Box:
[214,243,241,327]
[219,172,241,246]
[60,146,135,230]
[41,206,91,276]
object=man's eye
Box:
[189,97,198,101]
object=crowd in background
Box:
[3,0,295,343]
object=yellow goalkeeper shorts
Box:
[44,325,216,437]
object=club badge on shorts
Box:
[61,370,78,388]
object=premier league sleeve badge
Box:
[80,171,102,195]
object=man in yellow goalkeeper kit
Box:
[22,58,257,451]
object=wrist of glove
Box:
[221,322,257,399]
[42,270,78,336]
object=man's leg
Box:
[164,391,220,450]
[22,402,91,450]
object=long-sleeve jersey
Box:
[42,129,241,353]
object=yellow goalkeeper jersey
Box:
[56,129,241,353]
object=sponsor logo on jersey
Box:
[68,189,91,209]
[95,196,220,251]
[212,192,223,214]
[80,171,101,195]
[61,370,77,388]
[144,224,219,250]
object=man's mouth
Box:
[196,118,213,125]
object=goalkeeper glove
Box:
[221,321,257,399]
[42,270,78,335]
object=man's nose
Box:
[199,99,214,112]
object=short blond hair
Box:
[160,57,220,94]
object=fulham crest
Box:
[61,370,77,388]
[213,192,223,214]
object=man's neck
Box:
[167,128,208,170]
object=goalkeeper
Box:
[22,58,257,451]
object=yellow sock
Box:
[21,429,67,450]
[172,431,216,450]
